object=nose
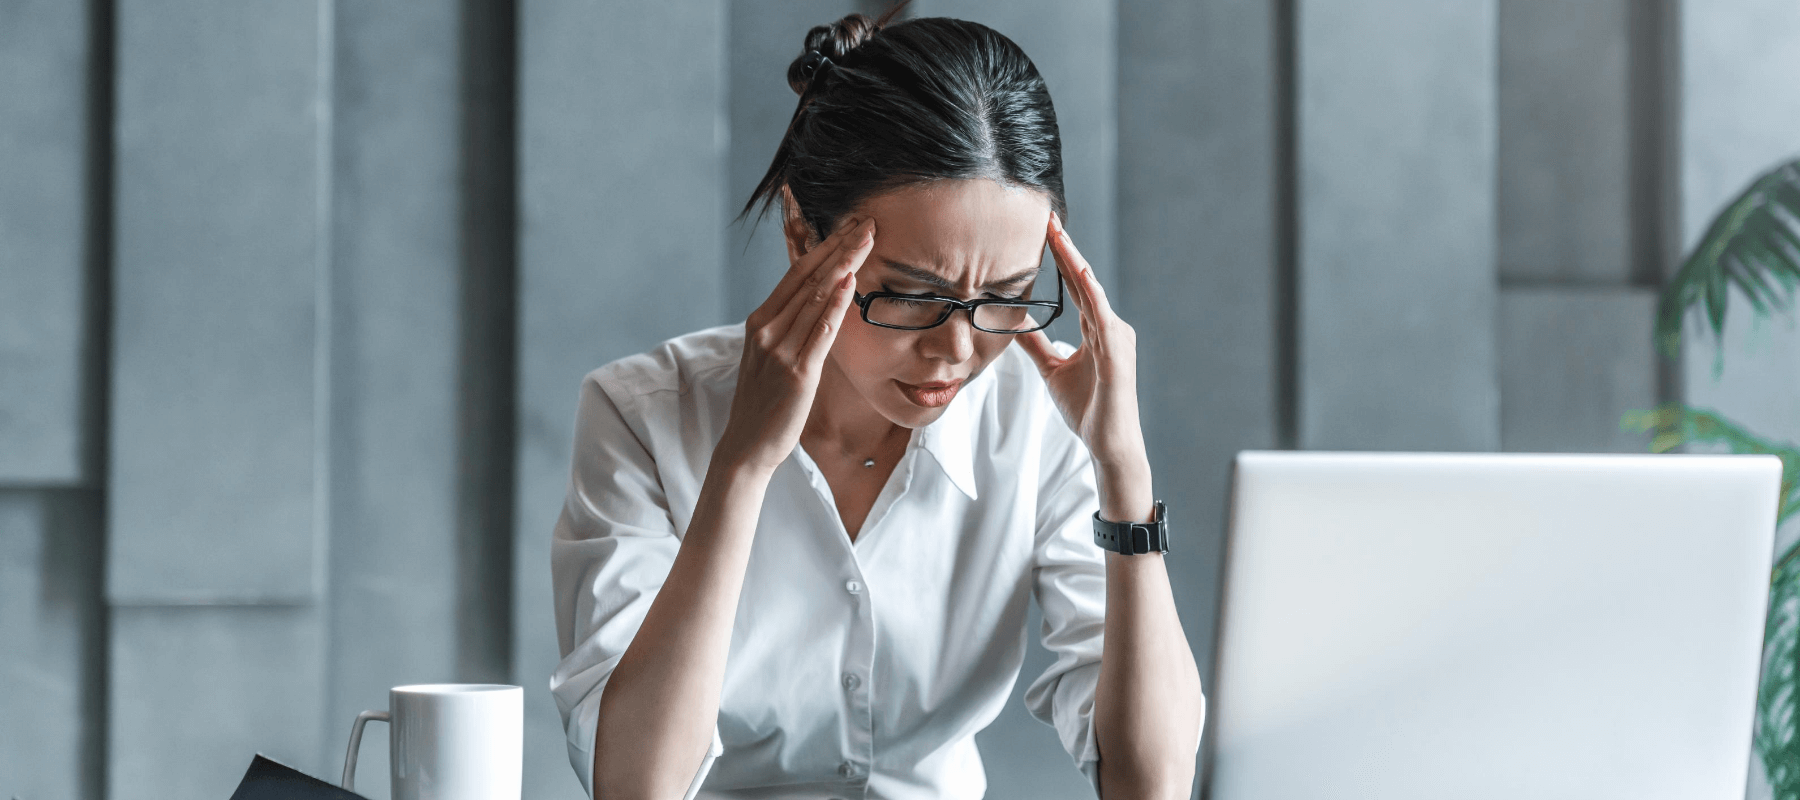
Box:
[917,308,978,364]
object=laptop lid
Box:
[1202,451,1782,800]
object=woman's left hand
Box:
[1017,213,1148,470]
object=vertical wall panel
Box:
[1497,0,1634,283]
[109,0,326,602]
[0,491,105,800]
[1498,288,1658,453]
[108,607,327,800]
[0,0,95,484]
[1296,0,1499,451]
[516,1,728,796]
[325,2,468,793]
[107,0,333,795]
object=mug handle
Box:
[341,710,391,792]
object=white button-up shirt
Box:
[550,323,1107,800]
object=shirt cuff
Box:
[1078,712,1101,799]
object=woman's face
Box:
[810,178,1054,429]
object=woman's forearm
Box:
[1091,459,1205,800]
[592,452,774,800]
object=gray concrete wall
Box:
[1498,0,1635,285]
[0,491,105,800]
[106,1,332,797]
[0,4,107,800]
[326,1,517,796]
[1296,0,1500,452]
[0,0,1748,798]
[0,0,97,486]
[1493,0,1666,458]
[1498,288,1658,453]
[109,0,326,605]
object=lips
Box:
[896,378,964,407]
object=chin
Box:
[883,401,940,429]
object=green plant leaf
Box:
[1760,554,1800,797]
[1656,159,1800,359]
[1619,404,1800,526]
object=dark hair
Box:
[740,7,1067,243]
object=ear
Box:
[779,184,814,264]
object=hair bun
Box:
[786,12,882,95]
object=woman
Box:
[550,10,1204,800]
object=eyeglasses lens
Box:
[866,297,1055,332]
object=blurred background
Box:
[3,0,1798,799]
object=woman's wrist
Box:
[710,445,773,480]
[1094,457,1155,524]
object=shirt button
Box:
[838,761,857,777]
[845,580,861,594]
[842,673,861,690]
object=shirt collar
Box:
[917,375,980,502]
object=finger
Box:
[758,217,866,329]
[773,217,872,334]
[775,220,875,350]
[1015,328,1068,378]
[1046,218,1113,356]
[756,234,847,329]
[1047,213,1095,275]
[799,271,860,370]
[775,215,859,297]
[1047,216,1097,321]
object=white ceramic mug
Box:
[340,683,523,800]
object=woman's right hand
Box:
[715,215,876,475]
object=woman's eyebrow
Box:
[880,259,1041,291]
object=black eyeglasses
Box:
[852,271,1064,334]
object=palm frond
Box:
[1656,159,1800,359]
[1620,404,1800,525]
[1759,555,1800,796]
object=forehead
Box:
[858,179,1052,286]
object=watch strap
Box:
[1092,500,1169,555]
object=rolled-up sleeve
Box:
[1022,343,1108,798]
[549,372,723,799]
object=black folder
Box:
[226,755,369,800]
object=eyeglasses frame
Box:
[851,270,1065,334]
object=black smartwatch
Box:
[1092,500,1169,555]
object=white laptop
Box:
[1202,451,1784,800]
